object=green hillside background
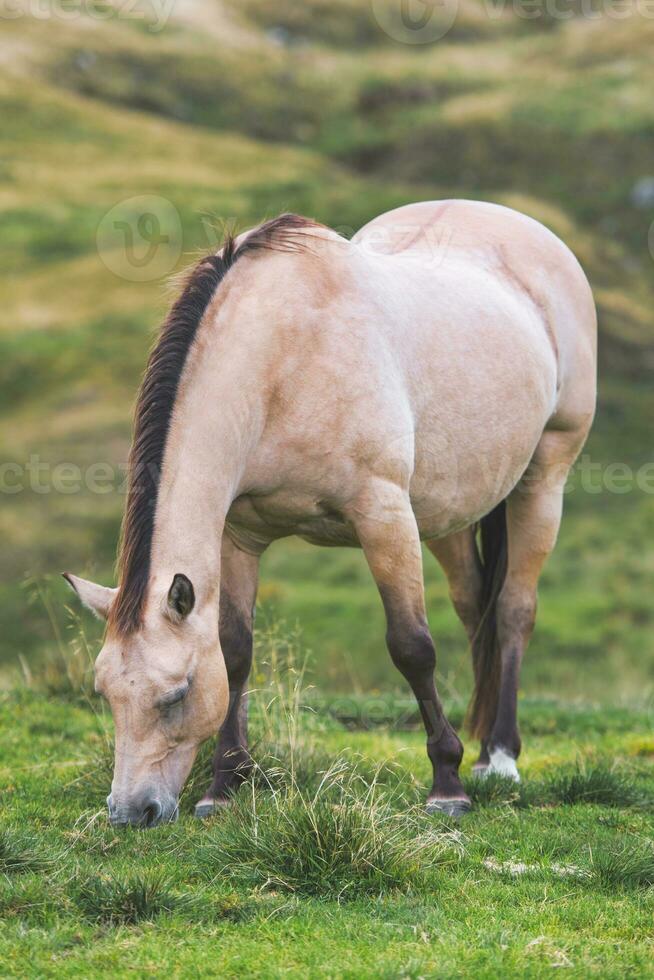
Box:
[1,1,653,705]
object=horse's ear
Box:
[166,573,195,623]
[63,573,117,621]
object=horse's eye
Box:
[158,684,189,710]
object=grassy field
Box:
[2,632,654,978]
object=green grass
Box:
[1,2,654,699]
[1,676,654,977]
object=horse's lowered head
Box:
[64,572,228,828]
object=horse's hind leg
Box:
[427,530,483,647]
[348,480,470,816]
[425,530,490,773]
[483,428,586,781]
[195,536,260,818]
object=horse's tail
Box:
[466,501,508,740]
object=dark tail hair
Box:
[466,501,508,740]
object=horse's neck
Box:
[148,335,259,607]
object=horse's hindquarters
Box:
[405,296,558,538]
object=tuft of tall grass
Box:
[545,762,645,808]
[198,759,461,899]
[589,839,654,891]
[73,871,179,924]
[0,828,52,875]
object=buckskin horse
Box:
[65,201,596,826]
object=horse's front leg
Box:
[195,536,260,818]
[348,480,470,817]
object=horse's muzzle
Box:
[107,792,178,829]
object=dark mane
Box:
[110,213,319,635]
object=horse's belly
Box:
[226,490,359,552]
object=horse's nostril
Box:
[141,801,162,828]
[107,796,167,828]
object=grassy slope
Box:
[0,3,653,699]
[1,680,654,977]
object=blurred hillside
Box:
[1,1,653,700]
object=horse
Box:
[64,200,596,827]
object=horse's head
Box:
[64,572,228,827]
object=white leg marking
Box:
[488,748,520,782]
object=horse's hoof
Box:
[472,764,489,779]
[194,798,230,819]
[194,801,216,819]
[426,798,472,819]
